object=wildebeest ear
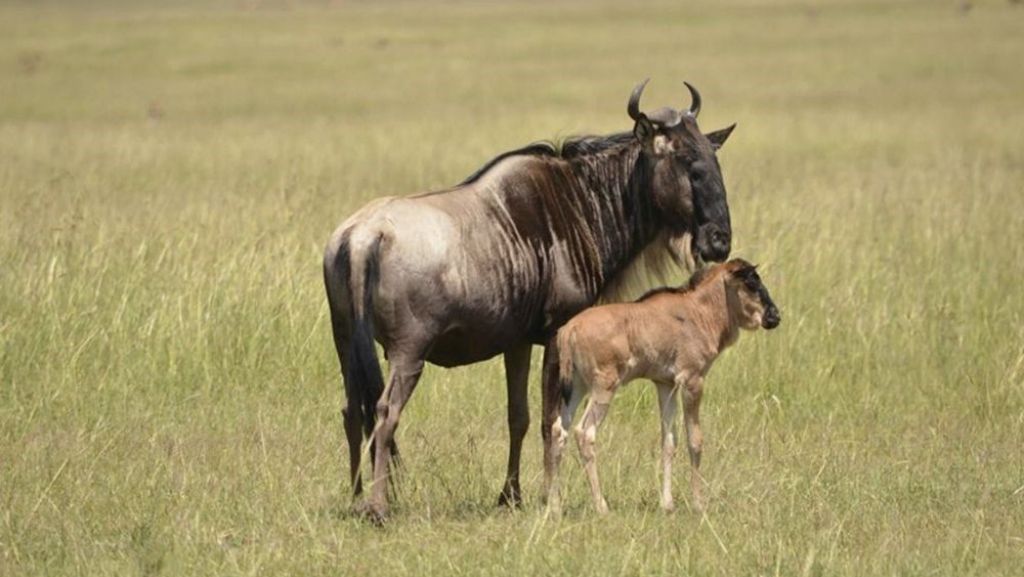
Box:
[633,116,655,144]
[705,123,737,151]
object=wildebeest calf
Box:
[543,258,780,515]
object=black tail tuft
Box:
[559,379,573,406]
[348,236,384,436]
[326,233,386,438]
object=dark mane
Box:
[458,143,557,185]
[458,131,636,185]
[560,131,635,158]
[636,266,716,302]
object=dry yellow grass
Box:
[2,1,1023,575]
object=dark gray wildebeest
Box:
[323,79,737,521]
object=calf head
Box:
[725,259,780,330]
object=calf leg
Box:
[498,343,531,507]
[364,354,424,523]
[681,376,705,512]
[656,382,680,512]
[575,398,611,514]
[545,380,583,517]
[544,405,569,516]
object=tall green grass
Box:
[2,1,1022,575]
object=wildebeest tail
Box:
[324,231,385,436]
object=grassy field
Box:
[2,0,1023,574]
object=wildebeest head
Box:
[628,79,735,263]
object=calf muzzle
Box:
[762,305,781,330]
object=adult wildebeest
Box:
[323,79,737,521]
[544,259,780,516]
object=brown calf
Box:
[543,258,780,515]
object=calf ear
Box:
[705,123,736,151]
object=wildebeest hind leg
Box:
[364,354,425,523]
[386,438,402,498]
[498,343,531,508]
[364,441,402,503]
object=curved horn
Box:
[684,81,702,118]
[628,78,650,121]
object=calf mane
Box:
[636,266,717,302]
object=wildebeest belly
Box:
[422,290,590,367]
[423,282,549,366]
[425,325,515,367]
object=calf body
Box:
[543,259,779,514]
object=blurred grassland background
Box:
[1,0,1023,575]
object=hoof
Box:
[353,500,390,525]
[497,486,523,509]
[690,495,705,514]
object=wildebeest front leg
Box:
[656,382,680,512]
[681,375,705,512]
[498,343,531,507]
[364,355,424,523]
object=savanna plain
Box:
[1,0,1022,575]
